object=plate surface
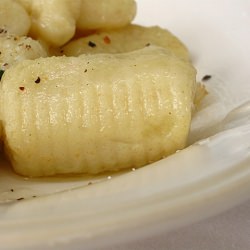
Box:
[0,1,250,249]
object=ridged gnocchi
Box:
[0,0,208,177]
[0,46,196,177]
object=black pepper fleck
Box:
[25,44,31,50]
[202,75,212,81]
[35,77,41,83]
[0,28,7,34]
[88,41,96,48]
[19,86,25,91]
[84,69,87,73]
[145,43,151,47]
[17,197,24,201]
[10,189,14,192]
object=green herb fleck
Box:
[0,69,4,80]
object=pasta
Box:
[76,0,137,31]
[17,0,81,46]
[62,24,189,61]
[0,47,196,177]
[16,0,137,47]
[0,0,31,36]
[0,34,48,70]
[0,0,207,177]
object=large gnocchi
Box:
[0,1,206,177]
[0,47,196,177]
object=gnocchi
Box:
[0,0,207,177]
[17,0,81,46]
[0,0,31,36]
[76,0,137,31]
[62,24,189,60]
[16,0,136,47]
[0,34,48,70]
[0,46,196,177]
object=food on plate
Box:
[76,0,136,31]
[16,0,136,47]
[0,0,207,177]
[0,46,197,177]
[62,24,189,61]
[0,33,48,70]
[16,0,81,46]
[0,0,31,36]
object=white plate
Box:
[0,1,250,249]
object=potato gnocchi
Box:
[0,33,48,70]
[16,0,136,46]
[62,24,189,60]
[0,0,31,36]
[17,0,81,46]
[0,0,206,177]
[76,0,136,31]
[0,47,196,177]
